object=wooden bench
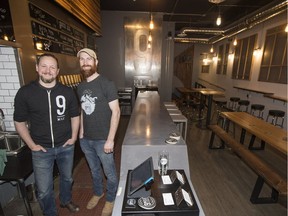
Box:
[208,124,287,204]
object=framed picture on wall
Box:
[201,65,209,73]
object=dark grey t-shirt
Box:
[77,75,118,140]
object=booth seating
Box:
[266,110,285,128]
[228,97,240,110]
[250,104,265,119]
[237,100,250,112]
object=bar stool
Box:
[170,114,188,141]
[250,104,265,119]
[212,100,227,124]
[237,100,250,112]
[190,103,205,122]
[266,110,285,128]
[168,109,182,115]
[228,97,240,111]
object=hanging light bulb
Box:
[210,45,214,53]
[148,31,152,42]
[216,14,221,26]
[149,13,154,30]
[147,41,151,49]
[233,38,237,46]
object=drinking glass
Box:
[158,151,169,175]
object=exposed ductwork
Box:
[174,1,287,44]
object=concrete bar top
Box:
[113,91,205,216]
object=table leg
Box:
[205,95,213,127]
[240,129,246,144]
[18,180,33,216]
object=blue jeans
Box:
[80,138,118,202]
[32,144,75,216]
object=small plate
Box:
[169,132,180,140]
[165,137,178,145]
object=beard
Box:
[40,75,56,83]
[80,64,97,78]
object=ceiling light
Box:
[148,31,152,42]
[210,45,214,53]
[216,15,221,26]
[233,38,237,46]
[149,14,154,30]
[208,0,225,3]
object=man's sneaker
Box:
[101,201,114,216]
[60,201,80,213]
[86,194,104,209]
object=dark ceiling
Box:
[100,0,286,43]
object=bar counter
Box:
[113,91,204,215]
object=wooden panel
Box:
[55,0,101,35]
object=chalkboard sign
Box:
[29,2,85,56]
[29,3,57,29]
[0,0,15,41]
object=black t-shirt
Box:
[13,81,80,148]
[77,75,118,140]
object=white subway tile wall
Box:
[0,46,21,131]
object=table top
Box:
[198,89,225,96]
[221,112,287,155]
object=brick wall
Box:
[0,46,21,131]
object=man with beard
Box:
[76,48,120,216]
[13,54,80,215]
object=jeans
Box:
[80,138,118,202]
[32,144,75,216]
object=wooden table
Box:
[220,112,287,155]
[198,89,225,128]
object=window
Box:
[216,43,229,75]
[259,24,287,84]
[232,34,257,80]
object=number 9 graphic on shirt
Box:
[56,95,66,116]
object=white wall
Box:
[0,46,21,131]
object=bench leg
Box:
[248,135,266,150]
[209,131,225,149]
[250,176,278,204]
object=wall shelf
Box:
[233,86,274,95]
[264,94,287,103]
[234,86,287,104]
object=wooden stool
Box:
[266,110,285,128]
[250,104,265,119]
[170,114,188,141]
[237,100,250,112]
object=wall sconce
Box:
[285,24,288,32]
[253,48,262,57]
[212,55,218,62]
[228,53,234,61]
[3,35,9,41]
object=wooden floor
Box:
[3,114,287,216]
